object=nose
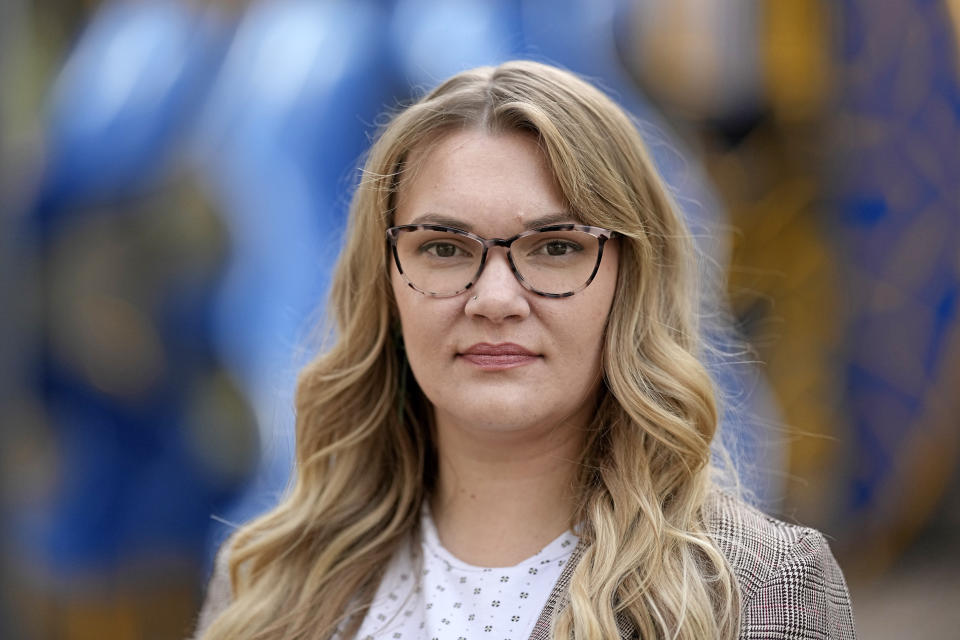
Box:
[465,248,530,322]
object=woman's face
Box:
[391,129,619,438]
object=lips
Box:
[459,342,540,369]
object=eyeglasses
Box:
[386,223,618,298]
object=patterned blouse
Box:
[352,502,578,639]
[192,492,857,639]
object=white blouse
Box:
[353,506,578,640]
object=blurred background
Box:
[1,0,958,638]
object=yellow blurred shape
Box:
[52,293,166,399]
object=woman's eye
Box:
[538,240,582,256]
[423,242,465,258]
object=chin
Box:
[433,392,574,433]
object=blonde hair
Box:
[200,60,739,640]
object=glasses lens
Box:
[394,228,483,296]
[512,230,601,295]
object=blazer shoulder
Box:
[705,491,816,599]
[705,491,857,639]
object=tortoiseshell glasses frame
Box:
[385,223,618,298]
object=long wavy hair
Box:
[200,60,739,640]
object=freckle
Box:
[470,493,477,499]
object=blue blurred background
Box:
[2,1,958,638]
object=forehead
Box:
[393,129,573,232]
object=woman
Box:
[193,61,855,639]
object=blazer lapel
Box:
[526,540,638,639]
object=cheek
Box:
[565,268,617,364]
[391,267,422,328]
[393,280,422,342]
[392,273,456,365]
[570,308,611,362]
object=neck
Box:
[428,412,586,567]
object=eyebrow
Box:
[407,211,579,232]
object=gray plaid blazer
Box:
[528,492,856,639]
[193,492,856,639]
